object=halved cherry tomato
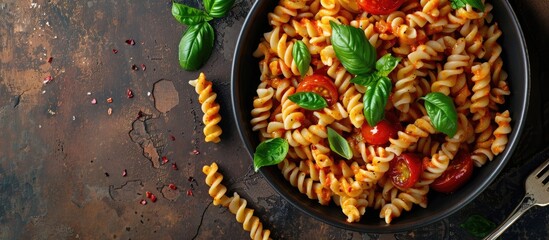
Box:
[357,0,406,15]
[361,120,398,145]
[431,151,474,193]
[389,153,423,189]
[296,74,339,106]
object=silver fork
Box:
[484,157,549,240]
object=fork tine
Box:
[534,158,549,178]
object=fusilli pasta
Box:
[251,0,512,224]
[189,73,222,143]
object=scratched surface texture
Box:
[0,0,548,239]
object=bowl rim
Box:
[231,0,530,233]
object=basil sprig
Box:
[350,54,400,126]
[171,0,236,71]
[253,138,289,171]
[203,0,236,18]
[179,22,214,71]
[292,40,311,77]
[422,92,458,137]
[289,92,327,110]
[327,127,353,160]
[330,21,376,75]
[363,76,392,127]
[450,0,485,11]
[171,2,213,26]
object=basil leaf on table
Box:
[327,127,353,160]
[363,76,392,127]
[178,22,215,71]
[171,2,213,26]
[288,92,327,110]
[450,0,485,11]
[329,21,376,75]
[422,92,458,137]
[292,40,311,77]
[253,138,289,171]
[203,0,236,18]
[375,54,401,77]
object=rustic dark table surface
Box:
[1,0,548,239]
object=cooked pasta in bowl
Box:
[231,0,529,232]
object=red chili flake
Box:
[122,169,127,177]
[131,64,139,71]
[47,57,53,63]
[146,191,152,198]
[140,199,147,205]
[127,89,134,98]
[107,97,113,103]
[112,49,118,54]
[161,156,168,165]
[169,184,177,190]
[91,98,97,104]
[172,163,178,170]
[170,135,176,141]
[150,194,157,202]
[186,189,193,196]
[192,149,200,155]
[125,39,135,45]
[137,111,144,119]
[43,75,53,84]
[141,64,146,71]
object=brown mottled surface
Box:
[0,0,548,240]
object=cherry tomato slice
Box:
[361,120,398,145]
[357,0,406,15]
[431,151,474,193]
[296,74,339,106]
[389,153,423,189]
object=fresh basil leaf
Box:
[203,0,236,18]
[450,0,485,11]
[178,22,215,71]
[253,138,289,171]
[460,215,496,238]
[350,73,378,86]
[363,76,391,127]
[422,92,458,137]
[171,2,213,26]
[375,54,401,77]
[327,127,353,160]
[330,21,376,75]
[288,92,327,110]
[292,40,311,77]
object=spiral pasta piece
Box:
[202,163,231,206]
[228,193,272,240]
[278,159,332,204]
[189,73,222,143]
[387,116,436,156]
[251,83,275,131]
[202,163,272,240]
[491,110,511,155]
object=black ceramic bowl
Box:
[231,0,529,233]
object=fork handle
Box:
[484,194,536,240]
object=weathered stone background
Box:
[0,0,548,239]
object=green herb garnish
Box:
[288,92,327,110]
[422,92,458,137]
[253,138,289,172]
[327,127,353,160]
[171,0,236,71]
